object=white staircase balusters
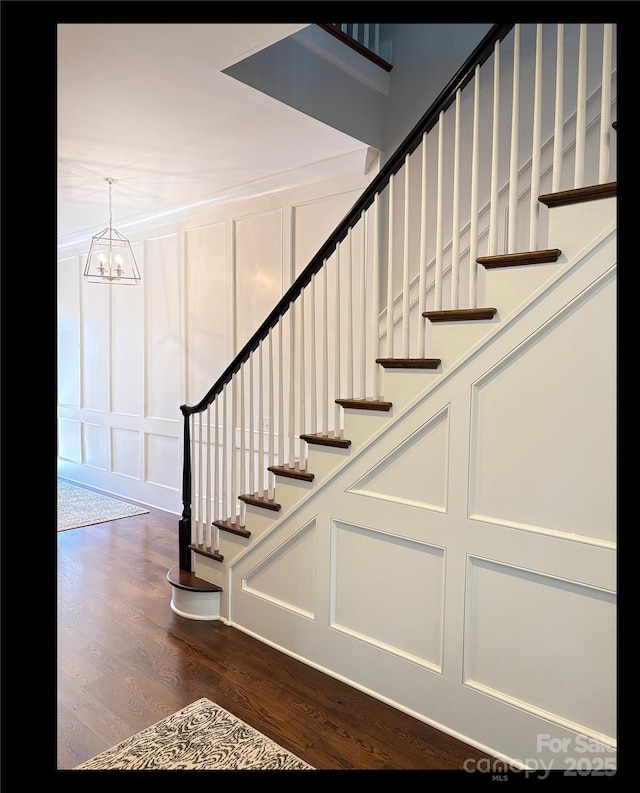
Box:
[402,153,411,355]
[359,212,367,397]
[552,26,565,193]
[508,24,520,253]
[575,24,588,189]
[435,112,444,310]
[299,288,307,471]
[489,40,500,256]
[334,243,342,431]
[529,25,544,251]
[386,174,395,356]
[469,67,480,308]
[372,194,381,399]
[599,24,613,185]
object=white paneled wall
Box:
[145,233,181,421]
[111,273,143,417]
[229,197,616,768]
[234,209,284,354]
[185,222,228,398]
[57,163,374,511]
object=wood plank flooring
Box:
[57,490,503,773]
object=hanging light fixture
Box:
[83,177,141,285]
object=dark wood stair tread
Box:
[186,544,224,562]
[423,307,497,322]
[268,461,315,481]
[300,431,352,448]
[167,566,223,592]
[477,249,561,268]
[335,397,392,411]
[238,491,281,511]
[376,358,440,369]
[212,519,251,538]
[538,182,616,208]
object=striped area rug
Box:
[74,698,314,770]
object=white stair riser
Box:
[547,198,616,260]
[381,369,442,412]
[484,261,561,319]
[428,320,498,367]
[170,586,221,621]
[341,408,393,448]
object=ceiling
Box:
[57,23,370,247]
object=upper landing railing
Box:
[317,23,393,71]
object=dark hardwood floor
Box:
[57,489,502,773]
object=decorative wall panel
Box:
[331,520,445,668]
[111,427,141,479]
[145,431,180,492]
[81,421,109,470]
[145,233,180,421]
[58,417,80,463]
[242,518,317,618]
[348,407,449,512]
[469,275,616,545]
[185,222,228,402]
[464,556,616,739]
[57,256,80,408]
[81,277,108,411]
[111,245,143,416]
[234,209,283,354]
[292,188,362,278]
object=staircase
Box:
[169,22,616,770]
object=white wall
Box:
[57,155,376,512]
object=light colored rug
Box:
[74,698,314,770]
[57,479,149,532]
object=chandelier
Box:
[83,178,141,285]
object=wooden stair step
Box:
[268,461,314,481]
[212,519,251,539]
[300,431,351,448]
[538,182,616,208]
[335,397,392,411]
[187,543,224,562]
[477,248,561,269]
[167,566,223,592]
[423,307,497,322]
[376,358,440,369]
[238,491,281,511]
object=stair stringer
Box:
[225,211,616,769]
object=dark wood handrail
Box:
[180,22,514,420]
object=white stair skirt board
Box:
[170,586,222,621]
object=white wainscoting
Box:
[228,202,616,768]
[57,163,374,512]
